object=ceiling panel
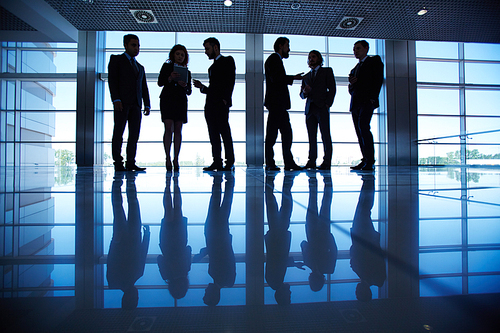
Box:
[1,0,500,43]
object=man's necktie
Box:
[311,69,316,81]
[130,57,139,76]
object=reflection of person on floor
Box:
[107,172,150,309]
[265,172,304,305]
[193,173,235,306]
[350,174,386,301]
[301,172,337,292]
[157,174,191,300]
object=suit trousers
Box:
[112,104,142,165]
[306,105,332,164]
[204,102,235,166]
[351,102,375,165]
[265,108,294,167]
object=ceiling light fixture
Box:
[291,3,301,10]
[418,7,428,16]
[224,0,233,7]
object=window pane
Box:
[465,90,500,116]
[329,37,376,55]
[466,117,500,143]
[418,144,462,165]
[416,41,459,59]
[465,63,500,85]
[464,43,500,61]
[417,61,459,83]
[21,51,76,73]
[20,82,76,110]
[329,56,358,77]
[19,112,75,142]
[105,31,176,49]
[417,88,460,115]
[178,32,245,50]
[418,116,461,142]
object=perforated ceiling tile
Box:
[0,5,37,31]
[5,1,500,43]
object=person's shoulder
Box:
[368,55,383,63]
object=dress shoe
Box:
[203,163,222,171]
[350,162,365,170]
[173,159,179,172]
[114,163,126,172]
[317,163,331,170]
[303,161,316,170]
[360,164,375,171]
[166,159,173,172]
[126,164,146,172]
[265,165,280,171]
[222,164,235,171]
[284,164,303,171]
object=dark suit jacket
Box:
[348,55,384,109]
[300,66,336,111]
[108,53,151,109]
[201,55,236,108]
[264,53,295,111]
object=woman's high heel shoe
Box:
[173,159,179,172]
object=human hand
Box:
[178,80,187,88]
[113,100,123,112]
[193,79,204,89]
[294,72,305,80]
[143,107,150,116]
[170,71,180,81]
[303,85,312,94]
[349,74,357,84]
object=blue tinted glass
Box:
[417,61,459,83]
[465,90,500,116]
[417,88,460,115]
[464,43,500,61]
[416,41,459,59]
[465,63,500,85]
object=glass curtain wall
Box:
[262,35,380,167]
[0,42,78,297]
[416,41,500,166]
[102,32,246,167]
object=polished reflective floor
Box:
[1,165,500,332]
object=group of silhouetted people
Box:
[108,35,383,173]
[107,170,386,308]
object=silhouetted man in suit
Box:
[107,172,150,309]
[264,37,304,172]
[350,174,386,301]
[108,34,151,172]
[348,40,384,171]
[193,173,235,306]
[300,50,336,170]
[194,37,236,171]
[301,172,337,292]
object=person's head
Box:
[274,283,291,305]
[203,283,221,306]
[353,40,369,60]
[168,276,189,299]
[355,281,373,302]
[308,271,326,292]
[121,286,139,309]
[274,37,290,59]
[308,50,323,68]
[123,34,140,57]
[203,37,220,60]
[169,44,189,66]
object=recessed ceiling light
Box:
[224,0,233,7]
[418,7,428,15]
[291,3,301,10]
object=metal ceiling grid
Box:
[0,6,36,31]
[1,1,500,43]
